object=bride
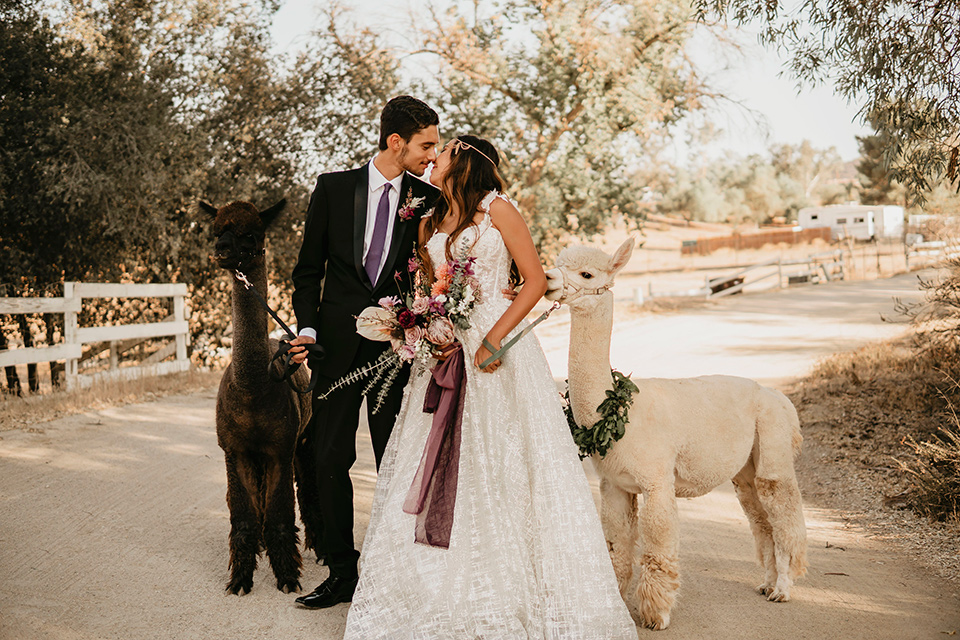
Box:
[343,135,637,639]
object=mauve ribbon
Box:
[402,343,465,549]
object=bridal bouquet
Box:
[318,249,481,412]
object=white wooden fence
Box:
[906,240,960,269]
[636,250,847,303]
[0,282,190,390]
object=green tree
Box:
[0,1,104,292]
[857,129,906,206]
[647,141,847,222]
[0,0,398,366]
[414,0,711,253]
[694,0,960,203]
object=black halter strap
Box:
[233,270,325,394]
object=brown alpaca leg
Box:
[263,457,302,593]
[636,484,681,630]
[294,427,323,561]
[600,478,638,599]
[732,456,778,597]
[225,451,261,595]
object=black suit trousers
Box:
[307,337,410,579]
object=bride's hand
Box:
[474,338,502,373]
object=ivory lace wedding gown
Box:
[343,192,637,639]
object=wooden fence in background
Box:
[681,227,833,256]
[637,250,847,303]
[0,282,190,390]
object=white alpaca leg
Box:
[636,485,680,630]
[600,478,638,599]
[732,458,778,596]
[753,398,808,602]
[755,475,808,602]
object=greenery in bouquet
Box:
[429,254,481,331]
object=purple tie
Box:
[365,183,392,285]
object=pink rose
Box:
[425,316,456,348]
[404,326,424,345]
[399,344,416,361]
[411,297,430,314]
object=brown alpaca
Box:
[200,199,321,595]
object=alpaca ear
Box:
[259,198,287,228]
[608,238,634,274]
[198,201,218,218]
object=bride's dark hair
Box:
[419,135,521,285]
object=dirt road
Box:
[2,272,958,639]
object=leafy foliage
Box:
[857,128,906,207]
[694,0,960,203]
[414,0,711,254]
[563,369,638,458]
[647,141,851,222]
[0,0,397,365]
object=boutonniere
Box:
[398,187,426,221]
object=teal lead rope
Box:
[479,300,561,369]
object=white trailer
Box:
[797,205,904,240]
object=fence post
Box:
[63,281,78,390]
[777,258,783,288]
[109,341,119,369]
[173,292,188,363]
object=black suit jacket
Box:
[292,165,440,379]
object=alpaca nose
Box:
[215,234,239,264]
[215,234,232,252]
[544,268,563,301]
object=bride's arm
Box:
[474,197,548,372]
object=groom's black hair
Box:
[379,96,439,150]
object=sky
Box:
[269,0,871,162]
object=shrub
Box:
[897,415,960,524]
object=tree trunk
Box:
[44,313,64,389]
[0,319,23,396]
[17,315,39,393]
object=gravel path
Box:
[2,272,958,639]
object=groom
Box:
[289,96,441,608]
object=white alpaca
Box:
[545,239,807,630]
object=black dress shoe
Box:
[295,574,358,609]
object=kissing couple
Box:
[289,96,637,638]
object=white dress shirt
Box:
[363,159,404,283]
[298,160,404,340]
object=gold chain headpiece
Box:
[449,138,497,167]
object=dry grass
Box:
[0,368,222,433]
[898,418,960,524]
[788,337,960,583]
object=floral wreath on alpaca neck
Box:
[561,369,638,459]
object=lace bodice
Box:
[424,191,516,346]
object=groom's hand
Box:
[289,335,316,364]
[502,283,518,301]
